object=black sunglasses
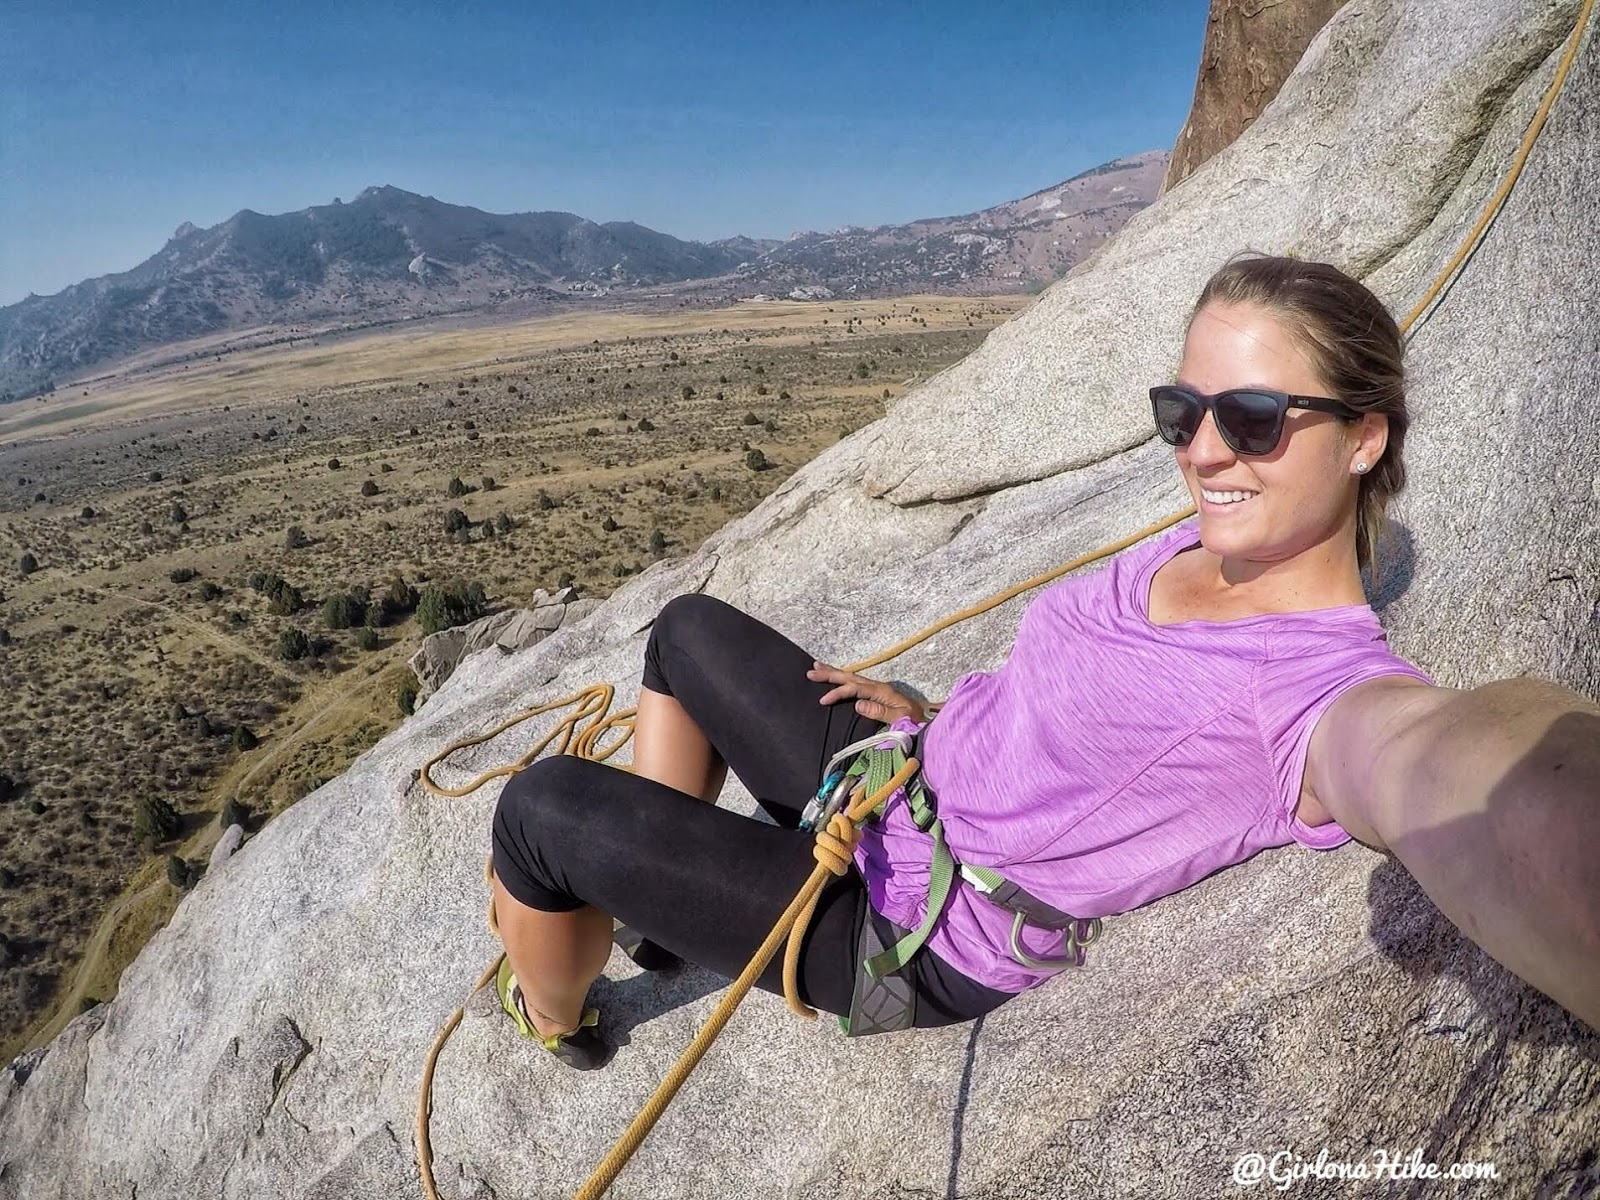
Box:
[1149,385,1361,457]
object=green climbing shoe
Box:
[494,956,614,1071]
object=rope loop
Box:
[811,810,863,876]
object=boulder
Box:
[1161,0,1347,194]
[209,824,245,869]
[407,590,602,704]
[2,2,1596,1197]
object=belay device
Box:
[802,721,1103,1036]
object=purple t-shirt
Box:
[851,516,1436,994]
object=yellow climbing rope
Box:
[415,3,1594,1195]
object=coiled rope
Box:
[416,3,1594,1195]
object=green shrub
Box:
[232,725,258,751]
[361,480,379,497]
[397,679,418,716]
[601,516,619,533]
[18,553,39,576]
[169,567,197,584]
[417,580,489,635]
[354,626,379,651]
[447,476,468,498]
[268,581,303,615]
[744,449,769,471]
[199,581,223,601]
[169,502,187,523]
[444,508,471,534]
[166,855,196,888]
[134,795,181,844]
[382,576,416,620]
[742,413,759,425]
[323,593,357,630]
[637,417,655,432]
[278,628,311,661]
[220,797,249,829]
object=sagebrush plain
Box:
[0,293,1027,1060]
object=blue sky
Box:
[0,1,1208,306]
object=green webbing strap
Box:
[845,743,958,979]
[864,815,954,978]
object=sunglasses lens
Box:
[1152,387,1198,446]
[1215,391,1283,455]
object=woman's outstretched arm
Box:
[1311,675,1600,1029]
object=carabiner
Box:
[799,727,915,833]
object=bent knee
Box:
[493,754,594,843]
[652,592,738,648]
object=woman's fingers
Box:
[809,659,857,705]
[810,661,913,718]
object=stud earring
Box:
[1355,462,1368,473]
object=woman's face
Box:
[1174,300,1384,565]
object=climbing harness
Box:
[813,722,1102,1037]
[414,3,1596,1194]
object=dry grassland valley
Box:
[0,293,1027,1061]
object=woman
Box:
[488,254,1600,1069]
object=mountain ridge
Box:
[0,151,1165,399]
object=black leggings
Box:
[490,592,1015,1027]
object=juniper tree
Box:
[134,795,181,845]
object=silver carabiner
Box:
[799,727,916,833]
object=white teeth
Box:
[1201,488,1256,504]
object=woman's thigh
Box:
[641,592,888,827]
[492,753,864,1016]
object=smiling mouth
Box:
[1199,488,1258,511]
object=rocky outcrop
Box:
[406,588,604,703]
[2,2,1597,1197]
[208,824,245,869]
[1161,0,1346,194]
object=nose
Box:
[1182,408,1236,468]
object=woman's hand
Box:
[806,660,929,724]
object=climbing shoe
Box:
[613,920,683,972]
[495,956,614,1071]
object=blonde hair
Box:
[1188,252,1410,591]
